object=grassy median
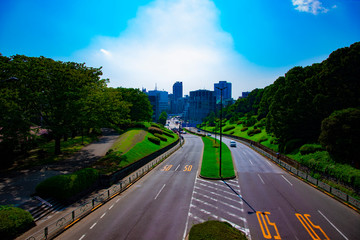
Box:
[189,220,247,240]
[200,136,235,179]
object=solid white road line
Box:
[154,184,166,200]
[281,175,293,186]
[258,174,265,184]
[318,210,349,240]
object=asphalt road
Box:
[219,135,360,240]
[55,133,203,240]
[55,130,360,240]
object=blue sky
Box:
[1,0,359,98]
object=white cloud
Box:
[292,0,329,14]
[72,0,282,98]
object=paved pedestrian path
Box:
[0,129,119,210]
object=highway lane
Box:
[219,136,360,240]
[55,133,203,240]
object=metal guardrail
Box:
[234,137,360,211]
[24,141,182,240]
[188,128,360,211]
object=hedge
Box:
[241,127,248,132]
[148,127,163,135]
[154,133,167,142]
[247,128,261,136]
[0,205,34,240]
[223,125,235,132]
[299,144,324,155]
[163,131,175,138]
[35,168,99,201]
[148,135,161,145]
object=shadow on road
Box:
[222,180,257,215]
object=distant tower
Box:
[173,81,183,100]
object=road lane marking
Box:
[318,210,348,240]
[90,222,97,230]
[266,161,272,166]
[248,159,254,165]
[256,211,281,239]
[295,213,329,240]
[281,175,293,186]
[219,217,250,236]
[183,165,192,171]
[175,164,180,171]
[79,234,86,240]
[258,174,265,184]
[154,184,166,200]
[109,204,114,210]
[116,198,120,203]
[161,165,173,171]
[100,213,106,218]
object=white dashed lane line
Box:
[100,212,106,219]
[90,222,97,230]
[79,234,86,240]
[281,175,293,186]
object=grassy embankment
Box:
[189,220,247,240]
[94,125,178,174]
[200,136,235,179]
[200,119,360,199]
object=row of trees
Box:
[0,55,152,165]
[218,42,360,167]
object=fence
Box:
[24,140,182,240]
[230,134,360,210]
[190,128,360,211]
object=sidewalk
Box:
[0,129,119,211]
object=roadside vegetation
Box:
[189,220,247,240]
[94,124,178,174]
[200,136,235,179]
[200,42,360,198]
[0,205,34,240]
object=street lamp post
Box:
[216,86,226,179]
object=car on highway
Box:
[230,140,236,147]
[207,133,211,136]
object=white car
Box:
[230,140,236,147]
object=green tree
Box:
[319,108,360,167]
[158,111,168,126]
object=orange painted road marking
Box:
[161,165,173,171]
[256,211,281,239]
[295,213,329,240]
[183,165,192,171]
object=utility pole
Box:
[215,86,226,179]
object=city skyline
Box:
[1,0,359,99]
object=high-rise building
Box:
[173,81,183,100]
[214,81,232,102]
[188,90,216,124]
[147,90,168,121]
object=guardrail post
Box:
[44,227,48,239]
[72,211,75,221]
[108,189,110,198]
[92,199,95,208]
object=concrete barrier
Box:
[331,187,348,201]
[307,175,318,185]
[318,181,331,192]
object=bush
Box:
[241,127,248,132]
[36,168,99,201]
[154,133,167,142]
[0,206,34,240]
[163,131,175,138]
[259,137,268,143]
[236,120,243,125]
[189,221,247,240]
[283,138,304,154]
[223,125,235,132]
[148,135,161,145]
[247,128,261,136]
[151,122,162,128]
[299,144,324,155]
[148,127,163,135]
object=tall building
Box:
[173,81,183,100]
[188,90,216,124]
[147,90,168,121]
[214,81,232,102]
